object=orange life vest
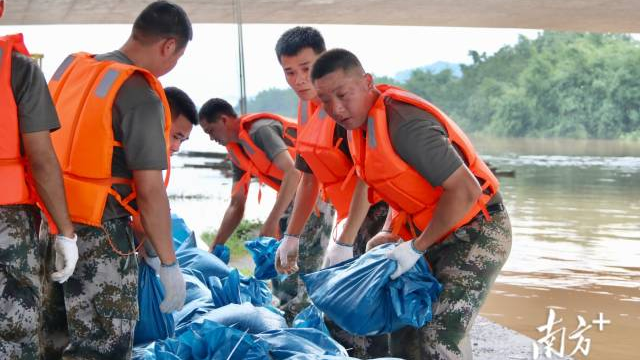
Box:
[348,85,499,240]
[48,52,171,227]
[0,34,33,207]
[227,113,297,199]
[296,104,357,221]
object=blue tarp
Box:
[244,236,282,280]
[133,261,175,346]
[302,243,442,336]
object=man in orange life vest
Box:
[273,27,390,350]
[42,2,190,358]
[311,49,512,360]
[198,98,301,247]
[138,86,198,270]
[0,0,78,357]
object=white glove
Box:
[144,255,162,274]
[322,240,354,268]
[275,234,300,274]
[51,234,79,283]
[158,261,186,313]
[387,240,424,280]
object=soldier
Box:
[42,2,191,358]
[311,48,512,360]
[0,1,77,358]
[273,27,389,356]
[138,86,198,270]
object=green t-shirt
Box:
[93,51,168,221]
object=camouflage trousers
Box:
[273,198,334,323]
[325,201,390,359]
[41,217,139,360]
[0,205,45,360]
[389,208,512,360]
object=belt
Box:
[485,202,505,215]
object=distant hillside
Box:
[238,87,298,118]
[395,61,462,82]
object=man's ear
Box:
[161,38,177,57]
[0,1,5,19]
[364,73,374,90]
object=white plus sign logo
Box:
[591,312,611,331]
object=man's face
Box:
[169,114,193,155]
[200,116,232,146]
[314,69,373,130]
[280,47,320,101]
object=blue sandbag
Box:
[173,269,216,334]
[176,242,232,280]
[212,244,230,264]
[133,262,175,346]
[171,212,192,250]
[208,269,271,308]
[255,328,348,359]
[244,236,282,280]
[302,243,442,336]
[152,320,270,360]
[192,303,287,334]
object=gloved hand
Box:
[322,239,354,268]
[387,239,424,280]
[275,234,299,274]
[51,233,79,283]
[158,261,186,313]
[144,255,162,274]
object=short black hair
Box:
[132,1,193,49]
[199,98,237,123]
[311,48,364,82]
[275,26,326,62]
[165,86,197,125]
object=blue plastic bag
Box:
[255,328,348,359]
[171,212,192,250]
[192,303,287,334]
[133,262,175,346]
[244,236,282,280]
[302,243,442,336]
[173,269,216,334]
[208,269,271,308]
[176,244,232,280]
[293,305,329,335]
[212,244,230,264]
[145,320,270,360]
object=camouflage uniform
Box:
[41,217,139,360]
[0,205,45,360]
[389,208,512,360]
[324,201,391,359]
[273,198,333,323]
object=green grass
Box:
[200,218,262,269]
